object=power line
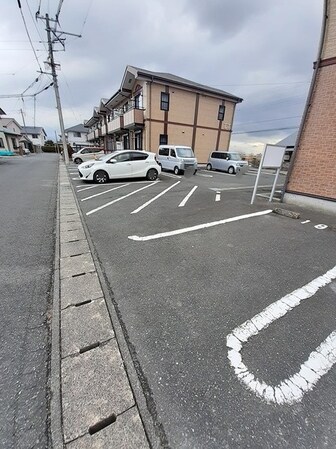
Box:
[232,126,298,135]
[16,0,43,72]
[235,115,301,127]
[25,0,48,52]
[211,81,310,87]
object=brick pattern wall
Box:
[286,0,336,201]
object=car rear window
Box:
[131,152,148,161]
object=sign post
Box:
[251,144,286,204]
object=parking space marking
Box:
[209,185,282,192]
[86,182,158,216]
[178,185,198,208]
[131,181,180,214]
[160,172,182,179]
[226,265,336,405]
[197,173,213,178]
[198,169,233,177]
[77,185,98,192]
[81,184,130,202]
[128,209,273,241]
[215,192,221,202]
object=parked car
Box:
[156,145,197,175]
[206,151,248,174]
[78,150,161,183]
[72,147,104,164]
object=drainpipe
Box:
[281,0,328,201]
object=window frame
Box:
[159,134,168,145]
[160,92,170,111]
[218,105,226,121]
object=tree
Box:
[45,139,54,146]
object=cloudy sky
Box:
[0,0,323,153]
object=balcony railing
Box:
[107,116,124,133]
[123,107,144,128]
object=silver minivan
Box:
[206,151,248,174]
[157,145,198,175]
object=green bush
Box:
[42,145,57,153]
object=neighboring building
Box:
[64,123,91,150]
[276,130,298,166]
[284,0,336,212]
[0,117,22,153]
[21,126,46,152]
[85,66,243,162]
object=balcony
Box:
[87,131,95,141]
[94,129,99,138]
[123,108,144,128]
[101,124,107,136]
[107,116,124,133]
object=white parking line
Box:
[161,172,182,179]
[81,184,129,202]
[77,185,97,192]
[131,181,180,214]
[128,209,273,241]
[226,265,336,405]
[256,193,281,202]
[71,177,81,180]
[209,185,282,192]
[197,173,213,178]
[178,185,198,207]
[86,182,158,216]
[215,192,221,202]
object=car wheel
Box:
[94,170,109,183]
[146,168,158,181]
[206,163,212,171]
[174,166,180,175]
[228,166,235,175]
[74,157,83,164]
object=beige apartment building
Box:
[85,66,243,163]
[284,0,336,211]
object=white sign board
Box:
[251,144,286,204]
[262,144,286,169]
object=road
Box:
[69,164,336,448]
[0,154,58,449]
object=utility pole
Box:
[45,13,69,164]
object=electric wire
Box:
[16,0,43,72]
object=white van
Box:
[157,145,198,175]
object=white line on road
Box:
[86,182,158,216]
[178,185,198,207]
[128,209,273,241]
[256,193,281,202]
[71,177,81,180]
[131,181,180,214]
[197,173,213,178]
[215,191,221,202]
[301,220,311,224]
[81,184,129,201]
[226,265,336,405]
[161,172,182,179]
[76,185,97,192]
[209,185,283,192]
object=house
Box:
[0,117,22,153]
[21,126,47,152]
[284,0,336,212]
[85,65,243,162]
[64,123,91,150]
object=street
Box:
[67,163,336,448]
[0,154,59,449]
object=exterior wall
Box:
[194,129,219,162]
[26,133,45,150]
[0,119,21,135]
[286,0,336,202]
[67,131,88,147]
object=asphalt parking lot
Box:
[67,163,336,448]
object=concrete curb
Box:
[51,161,151,448]
[272,208,300,219]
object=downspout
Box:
[148,76,153,150]
[281,0,328,201]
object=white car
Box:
[72,147,104,164]
[78,150,161,183]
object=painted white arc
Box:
[226,265,336,405]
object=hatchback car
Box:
[72,147,104,164]
[78,150,161,183]
[206,151,248,174]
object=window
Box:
[74,132,81,138]
[217,105,226,121]
[159,134,168,145]
[0,137,4,148]
[113,152,131,162]
[211,152,220,159]
[32,134,38,139]
[131,152,148,161]
[159,147,169,156]
[160,92,169,111]
[170,149,176,158]
[81,149,89,154]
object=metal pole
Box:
[45,14,69,164]
[269,168,281,202]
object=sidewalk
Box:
[51,162,149,448]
